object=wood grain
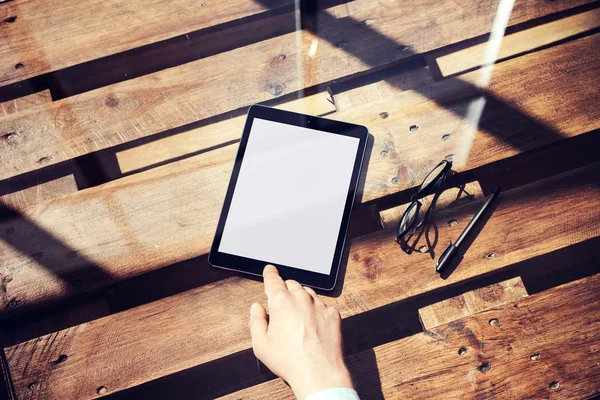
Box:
[5,163,599,398]
[0,33,597,315]
[429,7,600,77]
[337,34,600,202]
[0,90,79,209]
[0,0,592,179]
[418,277,528,330]
[115,92,335,174]
[220,274,600,399]
[0,0,294,87]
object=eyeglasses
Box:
[395,160,452,246]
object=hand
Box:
[249,265,353,399]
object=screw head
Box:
[478,362,491,373]
[97,386,107,395]
[489,318,500,327]
[442,134,452,141]
[458,347,467,355]
[530,353,541,361]
[409,125,419,132]
[448,219,458,227]
[391,177,399,184]
[549,381,560,389]
[380,112,389,119]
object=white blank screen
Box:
[218,118,360,275]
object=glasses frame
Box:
[395,160,453,245]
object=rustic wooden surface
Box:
[0,0,294,86]
[0,0,591,180]
[1,32,598,316]
[428,7,600,77]
[5,163,598,398]
[418,277,528,330]
[220,274,600,399]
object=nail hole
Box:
[458,347,467,355]
[380,112,389,119]
[391,177,399,184]
[549,381,560,389]
[530,353,541,361]
[484,252,496,259]
[489,318,500,327]
[15,63,24,70]
[97,386,107,395]
[200,2,206,6]
[4,16,17,23]
[442,134,452,141]
[478,362,491,372]
[37,156,53,165]
[53,354,68,364]
[380,149,388,157]
[271,85,283,96]
[409,125,419,132]
[448,219,458,227]
[2,132,17,141]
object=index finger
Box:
[263,265,287,298]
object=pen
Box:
[435,186,501,273]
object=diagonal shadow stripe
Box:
[0,202,115,313]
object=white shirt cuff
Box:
[304,387,360,400]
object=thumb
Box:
[249,303,268,356]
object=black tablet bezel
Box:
[209,105,368,290]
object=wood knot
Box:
[105,96,119,108]
[352,253,360,262]
[362,255,383,280]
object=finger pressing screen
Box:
[263,265,287,298]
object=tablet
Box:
[209,105,368,290]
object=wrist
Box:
[291,365,353,399]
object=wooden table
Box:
[1,0,599,398]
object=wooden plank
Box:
[429,7,600,78]
[115,92,336,174]
[418,277,528,330]
[0,90,79,209]
[341,34,600,203]
[220,274,600,399]
[379,181,484,230]
[0,0,592,180]
[0,90,51,117]
[5,163,599,398]
[0,33,597,315]
[0,0,294,87]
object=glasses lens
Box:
[419,161,447,192]
[399,202,419,234]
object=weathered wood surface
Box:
[354,33,600,202]
[0,0,591,180]
[0,0,294,87]
[5,163,599,398]
[0,90,79,209]
[418,277,528,330]
[220,274,600,399]
[115,92,335,174]
[0,34,597,315]
[429,7,600,77]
